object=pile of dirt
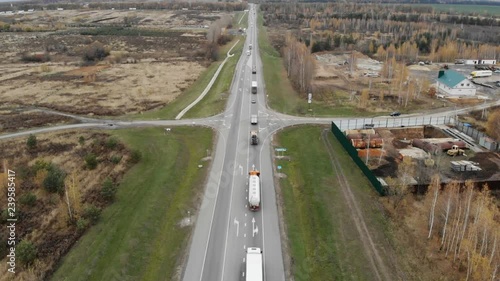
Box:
[390,127,424,140]
[469,152,500,180]
[371,156,398,178]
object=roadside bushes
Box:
[101,178,117,201]
[129,149,142,164]
[217,34,233,45]
[82,204,101,225]
[19,192,37,206]
[21,52,50,63]
[17,240,37,266]
[82,42,109,62]
[84,153,98,170]
[43,165,66,194]
[26,134,37,150]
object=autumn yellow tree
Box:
[359,88,369,108]
[486,109,500,141]
[64,171,82,222]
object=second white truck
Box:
[245,247,263,281]
[248,170,261,211]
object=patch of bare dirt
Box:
[0,110,75,133]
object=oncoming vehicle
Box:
[390,111,401,117]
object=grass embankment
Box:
[235,10,248,28]
[182,39,243,119]
[257,14,369,117]
[275,125,393,280]
[52,127,214,281]
[132,38,243,120]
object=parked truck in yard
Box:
[248,170,261,211]
[471,70,492,78]
[245,247,263,281]
[251,81,257,94]
[250,131,259,145]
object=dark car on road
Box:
[390,111,401,117]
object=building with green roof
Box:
[436,69,476,96]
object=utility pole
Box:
[378,140,384,164]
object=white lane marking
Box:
[234,218,240,237]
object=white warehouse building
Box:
[436,70,476,97]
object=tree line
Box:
[282,34,316,96]
[1,2,246,13]
[262,3,500,50]
[425,179,498,280]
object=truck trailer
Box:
[251,115,258,125]
[245,247,263,281]
[248,170,261,211]
[251,81,257,94]
[471,70,492,78]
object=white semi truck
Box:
[245,247,263,281]
[251,81,257,94]
[248,170,261,211]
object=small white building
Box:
[436,70,476,97]
[464,59,479,65]
[480,59,497,65]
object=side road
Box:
[175,40,240,120]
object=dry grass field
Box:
[0,8,231,116]
[0,61,204,115]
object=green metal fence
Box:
[330,122,386,196]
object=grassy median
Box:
[275,125,393,280]
[52,127,214,281]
